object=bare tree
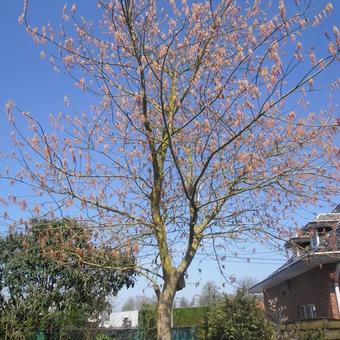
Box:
[122,296,156,311]
[3,1,339,339]
[199,281,221,306]
[179,297,190,308]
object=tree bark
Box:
[156,281,176,340]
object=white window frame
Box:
[298,304,317,320]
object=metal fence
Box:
[172,327,197,340]
[34,327,197,340]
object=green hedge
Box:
[138,305,208,330]
[173,307,208,327]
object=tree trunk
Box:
[156,283,176,340]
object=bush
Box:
[198,290,275,340]
[138,303,157,340]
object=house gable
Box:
[251,206,340,323]
[264,264,338,323]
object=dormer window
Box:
[286,236,310,258]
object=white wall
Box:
[100,310,139,329]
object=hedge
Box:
[173,307,208,327]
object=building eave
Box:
[250,251,340,294]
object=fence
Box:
[281,319,340,339]
[34,326,197,340]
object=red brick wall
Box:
[263,263,339,323]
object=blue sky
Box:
[0,0,339,307]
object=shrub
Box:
[198,290,275,340]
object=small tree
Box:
[0,219,135,339]
[198,290,275,340]
[237,277,258,291]
[179,297,190,308]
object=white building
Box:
[100,310,139,329]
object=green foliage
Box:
[138,303,208,335]
[0,219,135,339]
[279,327,327,340]
[95,334,112,340]
[174,307,208,327]
[300,329,326,340]
[198,290,275,340]
[138,303,157,340]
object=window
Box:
[298,304,316,320]
[281,280,290,296]
[310,234,320,250]
[122,317,132,328]
[104,311,110,322]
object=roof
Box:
[302,220,339,232]
[285,236,310,249]
[249,251,340,293]
[299,212,340,232]
[250,206,340,294]
[316,213,340,222]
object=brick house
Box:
[250,206,340,323]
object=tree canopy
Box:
[2,0,339,338]
[0,219,135,339]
